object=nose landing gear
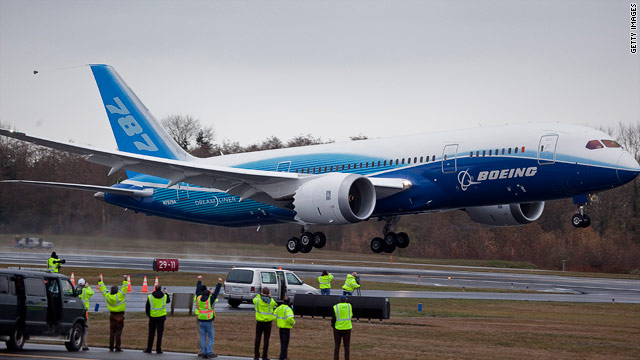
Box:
[571,194,595,228]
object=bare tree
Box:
[161,115,214,151]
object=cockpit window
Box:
[601,140,621,148]
[585,140,604,150]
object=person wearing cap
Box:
[318,270,334,296]
[275,296,295,360]
[98,275,128,352]
[144,284,171,354]
[332,295,353,360]
[195,278,222,359]
[253,287,277,360]
[77,278,94,351]
[341,272,360,296]
[47,251,65,273]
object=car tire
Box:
[64,323,83,352]
[6,328,25,351]
[228,299,241,308]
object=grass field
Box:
[85,299,640,360]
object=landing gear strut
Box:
[571,194,595,228]
[286,226,327,254]
[370,217,410,253]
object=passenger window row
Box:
[469,146,525,158]
[293,154,438,174]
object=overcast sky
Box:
[0,0,638,149]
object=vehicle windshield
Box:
[601,140,622,148]
[585,140,604,150]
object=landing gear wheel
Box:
[396,232,410,248]
[370,237,383,253]
[571,214,584,228]
[312,232,326,248]
[383,232,397,253]
[300,243,313,253]
[65,322,83,352]
[228,299,241,308]
[6,328,24,351]
[581,214,591,228]
[300,232,313,248]
[286,237,300,254]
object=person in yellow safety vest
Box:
[341,272,360,296]
[98,275,128,352]
[77,278,94,351]
[318,270,334,296]
[332,295,353,360]
[195,277,222,359]
[144,284,171,354]
[47,251,65,273]
[275,296,295,360]
[253,287,278,360]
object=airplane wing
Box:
[0,129,410,207]
[0,180,154,197]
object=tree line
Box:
[1,119,639,273]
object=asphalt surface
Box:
[1,251,639,304]
[0,343,250,360]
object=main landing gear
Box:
[370,217,410,254]
[571,205,591,228]
[286,227,327,254]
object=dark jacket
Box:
[195,281,222,322]
[145,289,171,317]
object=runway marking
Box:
[0,354,93,360]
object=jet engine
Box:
[292,173,376,225]
[465,202,545,226]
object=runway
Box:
[1,252,639,304]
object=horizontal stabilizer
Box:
[0,180,153,197]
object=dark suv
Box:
[0,269,87,351]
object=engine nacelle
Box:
[292,173,376,225]
[465,202,545,226]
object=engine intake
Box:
[293,173,376,225]
[465,202,545,226]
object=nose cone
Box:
[617,152,640,185]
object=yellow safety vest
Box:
[149,294,168,317]
[98,281,128,312]
[275,304,295,329]
[318,274,334,289]
[47,258,60,273]
[333,303,353,330]
[194,294,218,316]
[196,295,215,320]
[253,295,276,322]
[80,287,95,310]
[342,275,359,292]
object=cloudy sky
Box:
[0,0,638,149]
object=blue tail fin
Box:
[90,64,190,161]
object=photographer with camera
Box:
[341,272,360,296]
[47,251,65,273]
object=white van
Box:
[223,267,318,308]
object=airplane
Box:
[1,64,638,254]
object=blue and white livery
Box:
[1,64,638,254]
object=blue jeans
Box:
[199,320,214,356]
[343,291,352,296]
[321,288,331,296]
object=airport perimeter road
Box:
[2,252,640,303]
[0,343,251,360]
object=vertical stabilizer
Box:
[90,64,190,161]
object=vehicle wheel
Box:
[65,322,83,352]
[6,328,24,351]
[300,243,313,253]
[228,299,241,308]
[286,237,300,254]
[571,214,584,228]
[312,232,326,248]
[581,214,591,228]
[396,232,410,248]
[383,232,397,253]
[300,232,313,248]
[370,237,383,253]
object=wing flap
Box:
[0,180,154,197]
